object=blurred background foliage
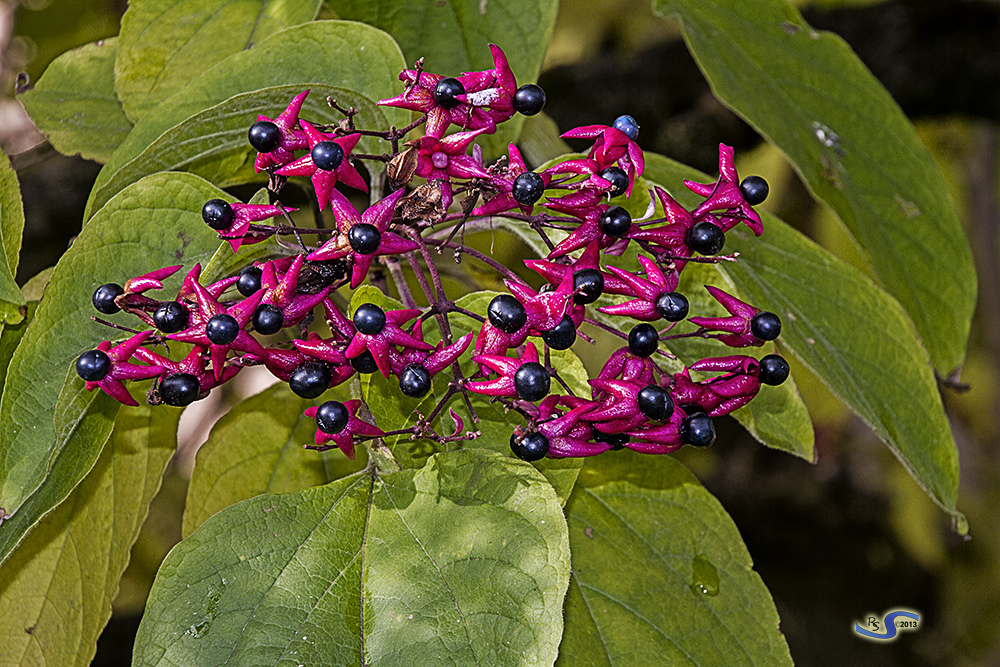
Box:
[2,0,998,665]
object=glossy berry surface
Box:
[349,223,381,255]
[599,206,631,237]
[237,265,263,297]
[599,167,628,198]
[759,354,790,386]
[687,221,725,256]
[252,303,284,335]
[248,120,281,153]
[153,301,189,334]
[514,362,550,402]
[542,315,577,350]
[205,313,239,345]
[513,83,546,116]
[353,303,386,335]
[399,364,432,398]
[740,175,769,206]
[488,294,526,333]
[159,373,200,407]
[202,199,234,230]
[76,349,111,382]
[289,362,331,398]
[681,412,716,447]
[573,269,605,305]
[656,291,689,322]
[613,114,640,140]
[433,77,465,109]
[637,385,673,421]
[351,350,379,374]
[750,311,781,341]
[628,323,660,358]
[512,172,545,205]
[92,283,124,314]
[311,141,344,171]
[592,427,629,450]
[510,431,549,461]
[316,400,349,434]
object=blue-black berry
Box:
[740,175,769,206]
[613,115,640,140]
[349,223,381,255]
[542,315,577,350]
[92,283,123,314]
[433,77,465,109]
[252,303,284,335]
[512,172,545,206]
[687,221,725,256]
[289,362,331,399]
[637,385,673,421]
[351,350,379,374]
[76,349,110,382]
[514,362,550,402]
[248,120,281,153]
[153,301,189,334]
[399,364,432,398]
[312,141,344,171]
[206,313,239,345]
[237,265,263,297]
[488,294,526,334]
[202,199,234,230]
[592,427,629,450]
[573,269,605,305]
[513,83,546,116]
[751,311,781,341]
[599,206,631,237]
[759,354,790,386]
[510,431,549,461]
[628,323,660,358]
[159,373,201,407]
[353,303,386,335]
[316,400,350,434]
[599,166,628,198]
[681,412,716,447]
[656,292,689,322]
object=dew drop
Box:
[812,122,843,156]
[690,554,720,597]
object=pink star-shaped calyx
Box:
[687,285,764,348]
[670,355,762,417]
[389,320,474,378]
[304,399,384,459]
[684,144,763,236]
[561,124,645,196]
[82,330,166,406]
[211,201,297,254]
[465,342,542,398]
[597,255,680,322]
[413,128,491,209]
[275,120,367,209]
[258,255,329,326]
[582,377,658,434]
[534,395,609,458]
[344,306,431,378]
[253,89,310,172]
[472,144,551,217]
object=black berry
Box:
[613,114,640,140]
[740,175,769,206]
[514,362,550,402]
[751,311,781,341]
[349,223,381,254]
[599,206,631,237]
[76,349,110,382]
[488,294,526,334]
[351,350,379,374]
[202,199,234,230]
[159,373,201,407]
[542,315,577,350]
[637,385,673,421]
[681,412,716,447]
[513,83,546,116]
[573,269,605,305]
[512,172,545,206]
[237,265,263,297]
[252,303,284,335]
[248,120,281,153]
[399,364,432,398]
[510,431,549,461]
[353,303,386,335]
[687,221,725,256]
[311,141,344,171]
[656,292,689,322]
[599,167,628,198]
[153,301,189,334]
[289,361,331,398]
[628,323,660,357]
[205,313,239,345]
[92,283,123,314]
[316,400,350,434]
[759,354,790,386]
[592,427,629,450]
[433,77,465,109]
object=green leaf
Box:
[116,0,322,122]
[558,450,792,666]
[86,21,408,220]
[0,402,178,667]
[0,172,225,541]
[644,153,961,522]
[652,0,976,375]
[0,150,24,325]
[87,85,390,223]
[134,449,570,666]
[326,0,559,157]
[18,37,132,163]
[183,382,365,538]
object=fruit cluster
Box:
[76,44,789,462]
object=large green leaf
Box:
[652,0,976,376]
[0,150,24,325]
[116,0,323,122]
[0,402,178,667]
[644,153,962,523]
[183,382,365,538]
[0,172,224,543]
[133,449,570,666]
[558,451,792,666]
[17,38,132,163]
[85,20,408,220]
[326,0,559,157]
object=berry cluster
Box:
[76,45,789,463]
